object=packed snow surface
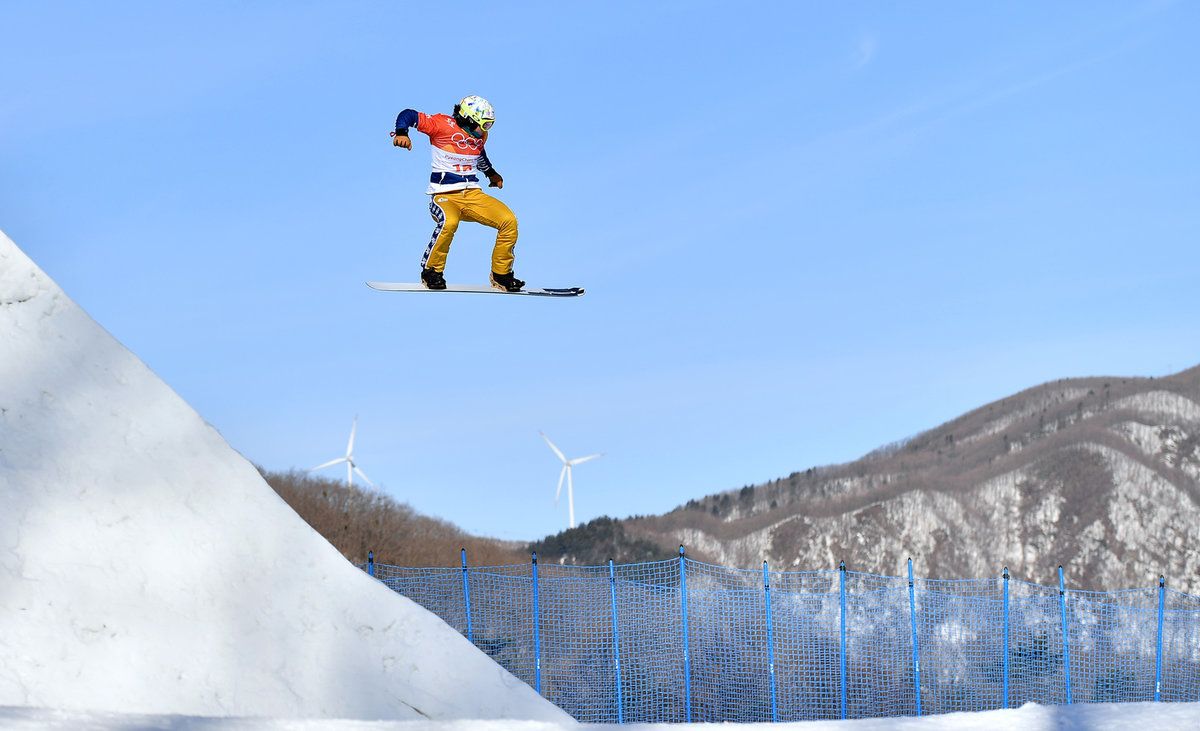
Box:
[0,229,571,723]
[2,702,1199,730]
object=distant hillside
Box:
[262,469,526,567]
[535,365,1200,592]
[527,516,674,565]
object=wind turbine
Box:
[310,416,374,488]
[540,431,602,529]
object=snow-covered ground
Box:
[2,702,1200,730]
[0,229,570,723]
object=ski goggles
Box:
[479,119,494,131]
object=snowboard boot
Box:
[490,270,525,293]
[421,267,447,290]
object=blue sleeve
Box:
[394,109,419,134]
[476,149,494,173]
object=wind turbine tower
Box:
[540,431,602,529]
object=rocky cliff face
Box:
[622,367,1200,592]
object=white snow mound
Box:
[0,230,573,723]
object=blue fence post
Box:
[907,558,921,717]
[532,552,542,695]
[764,560,778,722]
[839,560,848,720]
[368,550,375,578]
[609,558,625,724]
[1058,566,1072,704]
[1155,575,1165,703]
[460,548,474,645]
[679,545,693,722]
[1002,566,1010,709]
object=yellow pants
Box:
[421,188,518,274]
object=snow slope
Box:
[2,701,1200,730]
[0,229,572,723]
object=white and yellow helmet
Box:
[454,95,495,134]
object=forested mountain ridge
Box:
[539,366,1200,592]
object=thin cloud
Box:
[851,32,878,70]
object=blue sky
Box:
[3,2,1198,543]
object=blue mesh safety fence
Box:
[912,576,1004,714]
[1008,579,1068,707]
[364,557,1200,722]
[770,569,840,721]
[1161,589,1200,703]
[1066,588,1158,703]
[684,560,770,721]
[613,559,686,722]
[844,571,918,718]
[466,564,539,688]
[537,562,617,721]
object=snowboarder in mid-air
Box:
[391,95,524,292]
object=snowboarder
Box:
[391,96,524,292]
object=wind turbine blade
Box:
[555,465,567,503]
[540,431,567,463]
[310,457,347,472]
[353,465,375,488]
[569,453,603,467]
[346,416,358,457]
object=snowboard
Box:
[366,281,584,297]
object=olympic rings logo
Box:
[450,132,483,151]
